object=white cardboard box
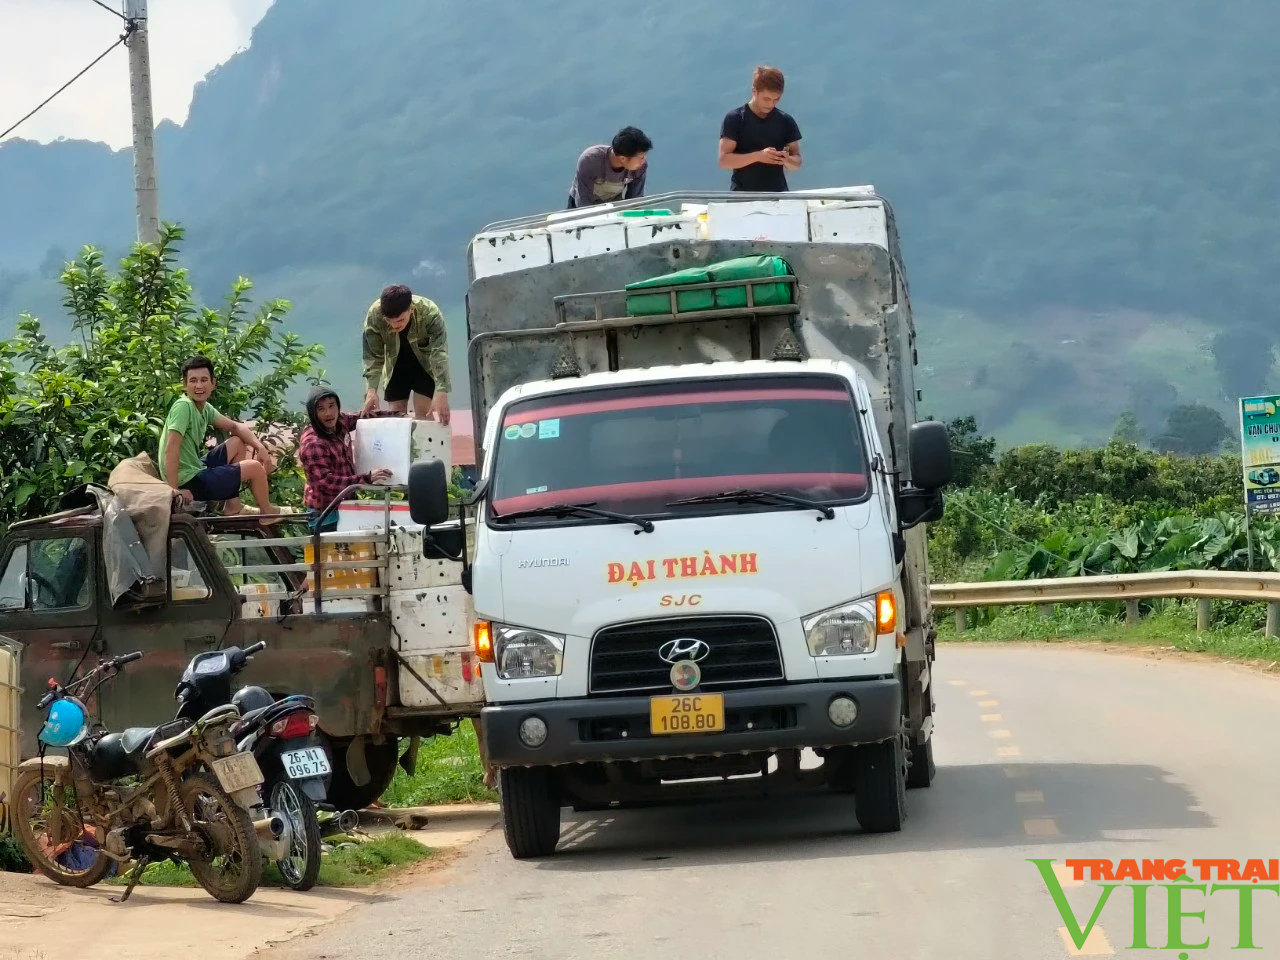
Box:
[705,199,810,243]
[337,501,418,533]
[470,229,552,278]
[390,585,482,709]
[354,418,451,486]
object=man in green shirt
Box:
[159,355,280,516]
[360,284,452,424]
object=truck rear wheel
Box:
[853,731,908,833]
[499,767,561,859]
[325,736,400,811]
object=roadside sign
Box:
[1240,395,1280,515]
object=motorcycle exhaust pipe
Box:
[319,809,359,839]
[253,813,286,843]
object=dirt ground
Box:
[0,804,498,960]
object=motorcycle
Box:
[174,641,336,891]
[9,651,265,904]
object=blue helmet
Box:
[40,697,88,748]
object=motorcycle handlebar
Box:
[37,690,56,709]
[243,641,267,657]
[115,651,144,666]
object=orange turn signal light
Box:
[876,591,898,635]
[474,620,494,662]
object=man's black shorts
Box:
[182,442,242,503]
[384,343,436,402]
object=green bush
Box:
[0,224,324,526]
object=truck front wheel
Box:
[853,731,908,833]
[500,766,562,859]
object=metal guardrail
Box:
[932,570,1280,637]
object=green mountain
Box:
[2,0,1276,443]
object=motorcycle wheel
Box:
[270,779,322,891]
[182,771,263,904]
[9,763,112,888]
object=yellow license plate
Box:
[212,752,264,794]
[649,694,726,736]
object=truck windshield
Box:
[489,374,869,521]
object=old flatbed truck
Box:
[0,488,479,811]
[406,187,953,857]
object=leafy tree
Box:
[1112,411,1143,445]
[0,224,324,525]
[943,415,997,487]
[1153,404,1231,457]
[1211,327,1276,401]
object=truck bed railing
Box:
[210,485,472,613]
[552,274,801,333]
[207,485,405,614]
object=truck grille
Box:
[589,615,784,695]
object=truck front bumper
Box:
[480,678,901,768]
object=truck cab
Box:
[413,186,952,857]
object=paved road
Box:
[280,646,1280,960]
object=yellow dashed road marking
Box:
[968,689,990,697]
[981,713,1003,722]
[998,746,1023,758]
[1015,790,1044,804]
[1023,817,1060,838]
[978,699,999,707]
[988,729,1012,739]
[1058,925,1115,955]
[947,679,968,686]
[1053,862,1084,888]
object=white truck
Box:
[409,187,953,857]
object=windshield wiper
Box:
[492,501,654,533]
[667,488,836,520]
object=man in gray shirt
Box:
[567,126,652,208]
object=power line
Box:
[0,29,132,142]
[87,0,128,21]
[948,495,1105,577]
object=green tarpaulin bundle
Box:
[624,255,794,317]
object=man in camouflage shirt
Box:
[361,284,452,424]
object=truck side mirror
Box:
[408,458,450,528]
[908,421,953,491]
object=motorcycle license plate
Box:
[282,747,332,780]
[212,752,264,794]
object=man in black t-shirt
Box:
[718,65,803,192]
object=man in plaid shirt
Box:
[299,385,399,529]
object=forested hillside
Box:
[2,0,1276,439]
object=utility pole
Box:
[124,0,160,244]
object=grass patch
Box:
[939,599,1280,663]
[105,831,430,888]
[383,720,497,807]
[1,834,33,873]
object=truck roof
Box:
[494,357,861,405]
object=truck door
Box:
[98,528,233,732]
[0,530,102,756]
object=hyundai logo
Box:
[658,637,711,664]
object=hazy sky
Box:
[0,0,274,149]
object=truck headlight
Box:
[494,625,565,680]
[803,598,879,657]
